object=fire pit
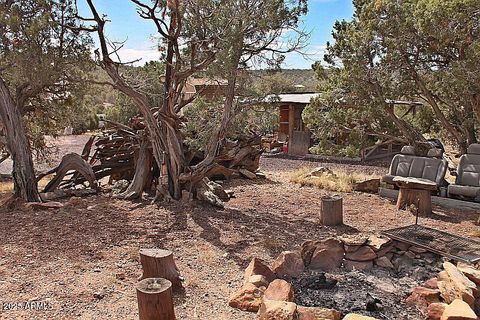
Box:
[228,233,480,319]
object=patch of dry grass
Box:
[0,181,13,193]
[289,167,379,193]
[0,175,56,195]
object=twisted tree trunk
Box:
[0,78,40,202]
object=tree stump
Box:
[393,177,436,216]
[397,188,432,215]
[136,278,175,320]
[139,249,181,289]
[320,195,343,226]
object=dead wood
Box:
[116,135,153,200]
[43,153,98,192]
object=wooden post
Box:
[320,195,343,226]
[136,278,175,320]
[288,105,295,140]
[139,249,181,289]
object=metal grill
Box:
[382,224,480,263]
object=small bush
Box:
[289,167,379,193]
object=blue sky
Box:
[77,0,354,69]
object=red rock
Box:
[437,262,476,308]
[374,256,394,269]
[353,178,380,193]
[296,306,341,320]
[457,262,480,286]
[366,234,392,251]
[404,251,416,259]
[339,235,367,246]
[344,244,362,253]
[427,303,447,320]
[301,240,318,266]
[344,259,373,271]
[345,246,376,261]
[423,277,439,289]
[248,275,269,288]
[342,314,379,319]
[257,299,297,320]
[229,282,265,312]
[374,244,395,258]
[440,299,477,320]
[393,241,410,251]
[271,251,305,278]
[244,258,276,283]
[409,246,428,254]
[264,279,294,302]
[309,238,344,271]
[405,286,440,314]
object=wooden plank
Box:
[379,187,480,212]
[288,131,310,156]
[288,105,295,139]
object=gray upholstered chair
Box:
[382,146,448,189]
[447,144,480,201]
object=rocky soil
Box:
[0,138,478,319]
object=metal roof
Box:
[266,93,321,104]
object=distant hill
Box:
[250,69,318,92]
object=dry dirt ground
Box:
[0,137,479,320]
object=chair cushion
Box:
[427,148,443,158]
[457,154,480,187]
[401,146,415,155]
[448,184,480,198]
[467,143,480,155]
[388,154,447,186]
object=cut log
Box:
[393,177,435,215]
[397,188,432,215]
[139,249,181,289]
[136,278,175,320]
[320,195,343,226]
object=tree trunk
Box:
[118,135,153,199]
[136,278,176,320]
[139,249,182,289]
[0,78,40,202]
[464,103,477,147]
[415,76,466,150]
[384,103,426,144]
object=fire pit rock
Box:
[405,261,480,319]
[264,279,294,302]
[229,234,467,319]
[257,299,297,320]
[296,306,341,320]
[272,250,305,278]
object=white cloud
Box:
[115,48,161,66]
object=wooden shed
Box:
[270,93,320,156]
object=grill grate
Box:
[382,224,480,263]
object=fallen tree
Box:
[38,120,263,205]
